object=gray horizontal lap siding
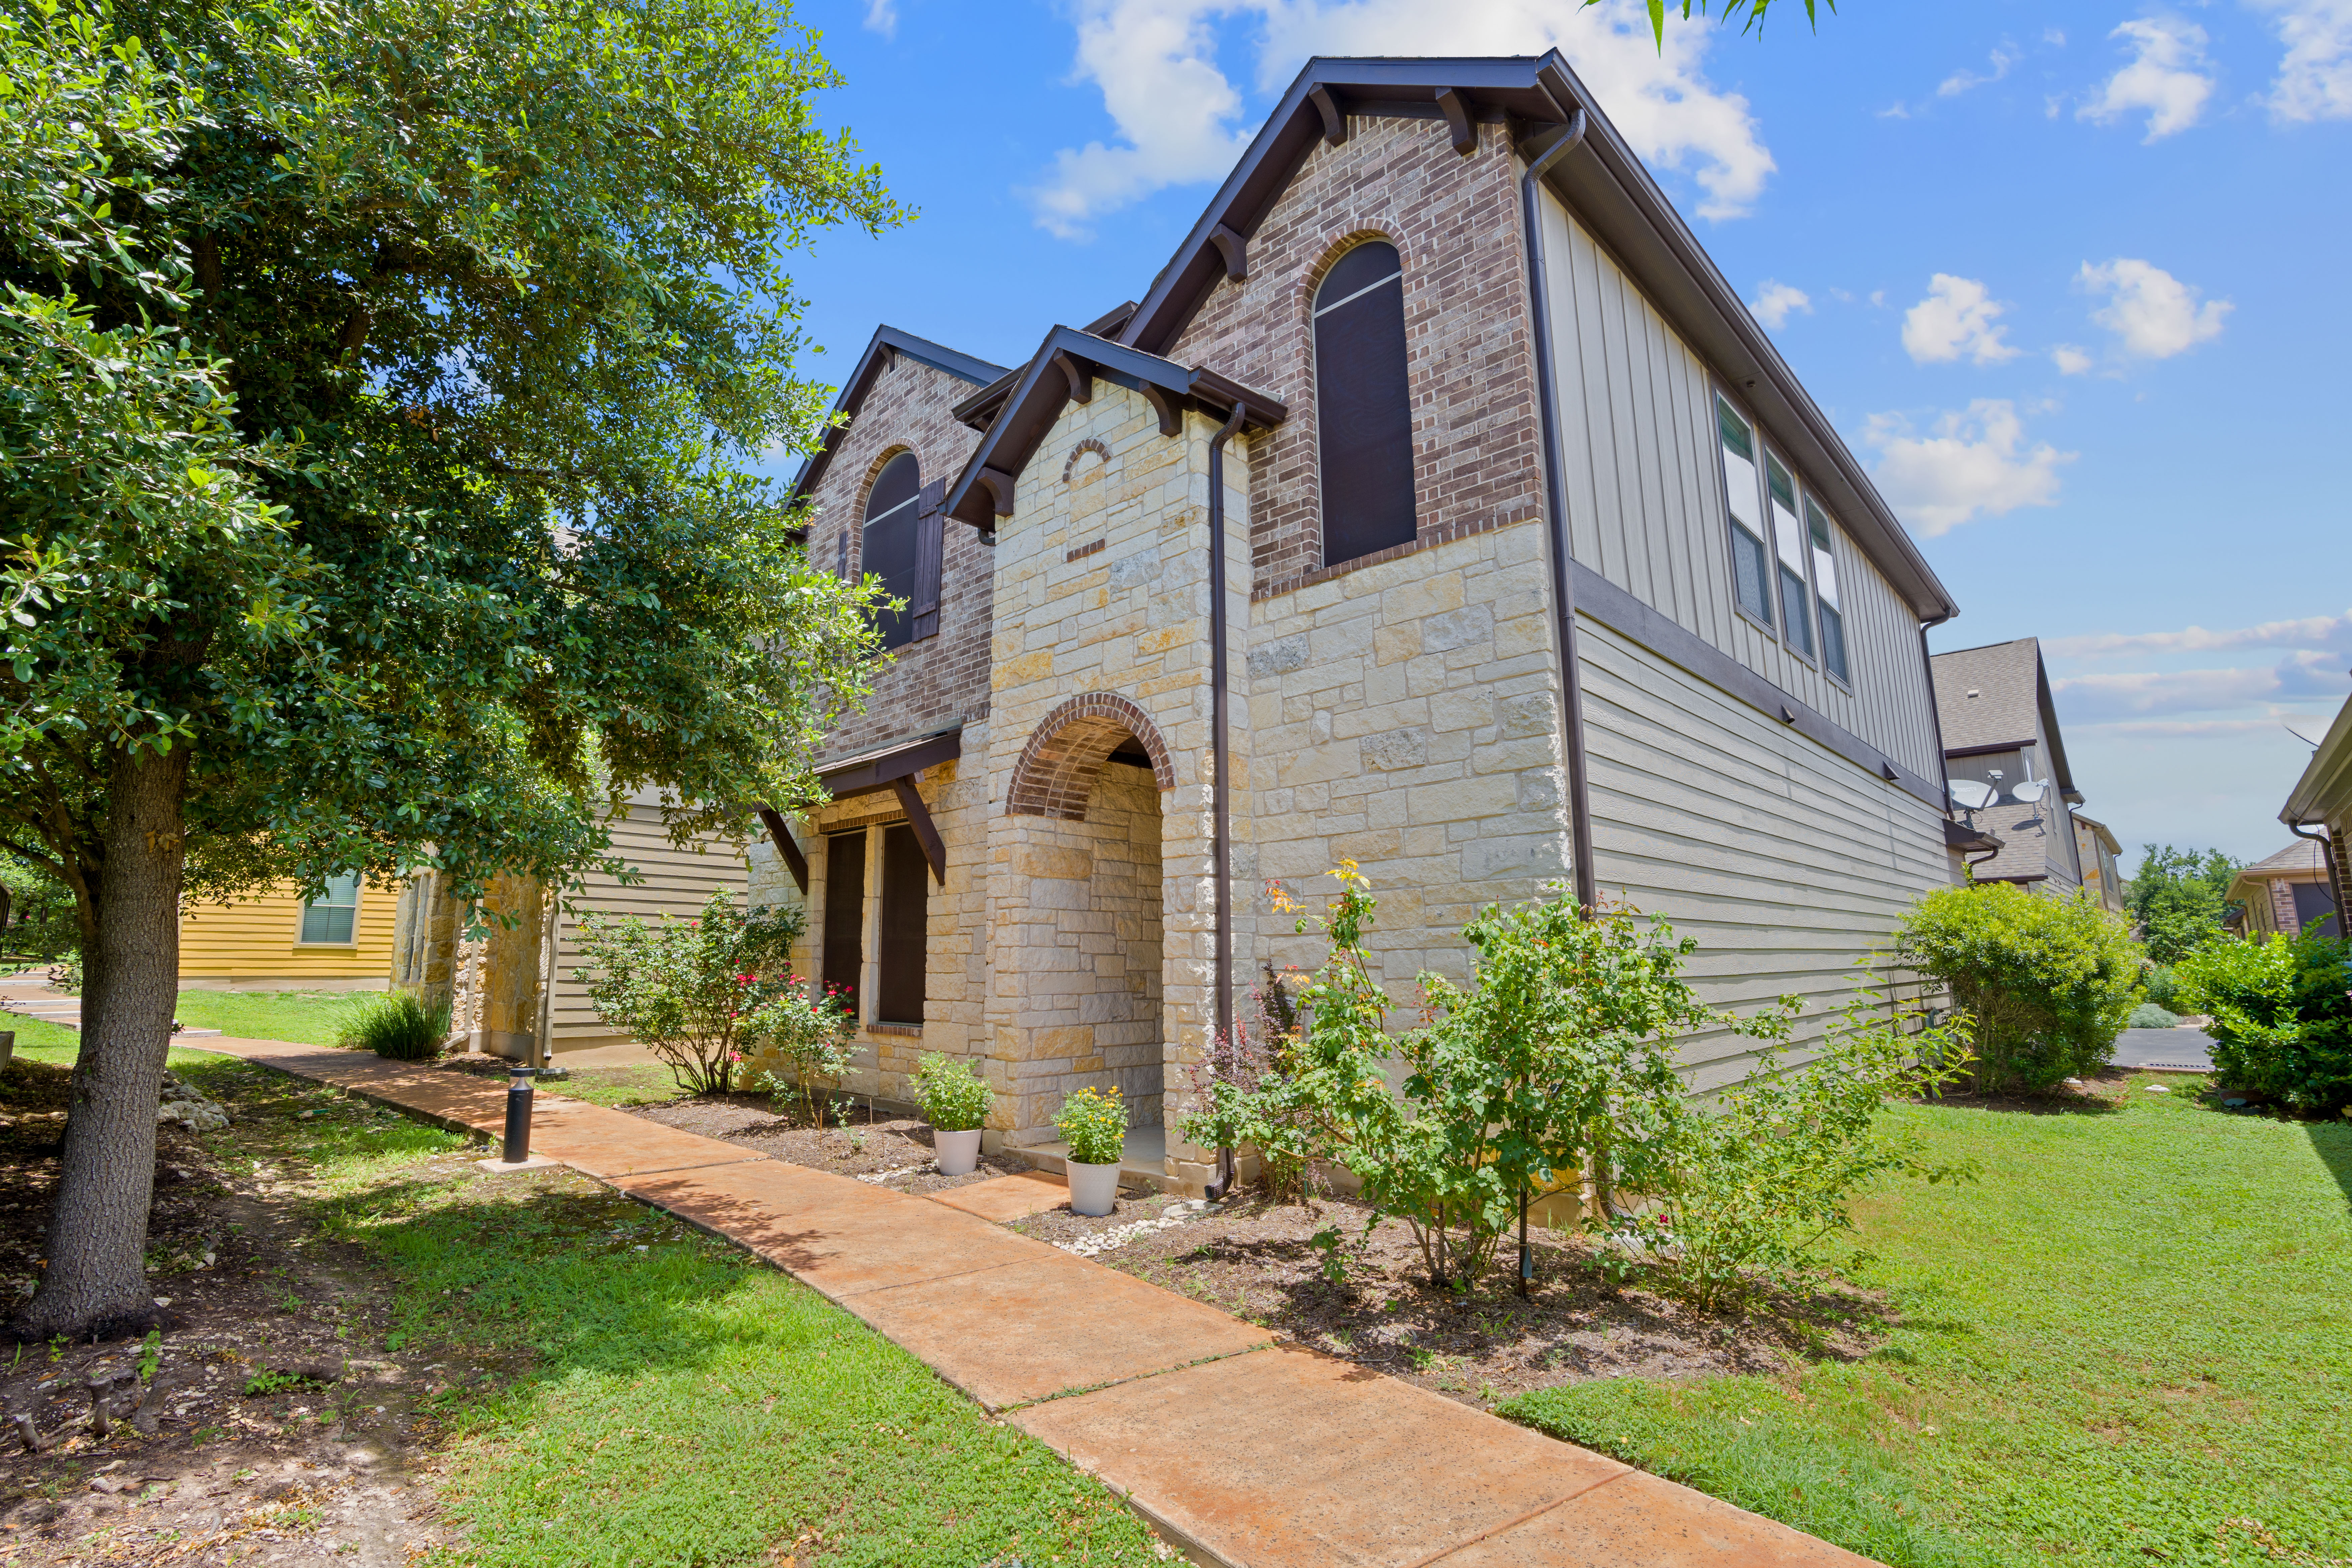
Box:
[1538,191,1943,784]
[1577,619,1949,1087]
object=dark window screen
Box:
[863,453,922,650]
[1731,527,1771,625]
[876,824,929,1024]
[1315,241,1416,567]
[1819,603,1848,682]
[2291,879,2339,938]
[821,830,866,1014]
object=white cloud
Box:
[2046,608,2352,660]
[1749,281,1811,329]
[2077,258,2231,358]
[2051,344,2095,375]
[2078,17,2214,140]
[2055,658,2352,720]
[1901,274,2022,365]
[1939,46,2019,97]
[2249,0,2352,121]
[1863,399,2073,536]
[864,0,897,37]
[1025,0,1776,237]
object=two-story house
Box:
[760,53,1971,1189]
[1929,637,2092,891]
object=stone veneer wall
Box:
[1156,115,1543,601]
[802,351,995,759]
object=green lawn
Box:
[1502,1073,2352,1567]
[2,989,358,1068]
[262,1073,1163,1567]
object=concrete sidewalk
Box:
[193,1036,1872,1568]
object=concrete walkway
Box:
[191,1036,1871,1568]
[2110,1027,2216,1073]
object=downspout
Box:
[2287,821,2345,937]
[1204,399,1249,1202]
[1517,98,1593,1293]
[1518,101,1597,917]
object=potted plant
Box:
[914,1052,994,1175]
[1055,1085,1127,1216]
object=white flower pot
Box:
[1066,1158,1122,1217]
[933,1127,982,1176]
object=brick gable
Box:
[802,352,994,757]
[1160,115,1545,600]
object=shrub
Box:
[1894,883,2141,1093]
[2126,845,2245,963]
[913,1052,993,1132]
[573,891,808,1096]
[2141,963,2181,1010]
[2126,1001,2180,1029]
[1619,991,1977,1314]
[1055,1086,1126,1165]
[46,950,81,993]
[739,981,857,1125]
[2174,931,2352,1115]
[336,990,449,1060]
[1178,967,1320,1204]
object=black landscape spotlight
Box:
[502,1062,538,1165]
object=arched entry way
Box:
[1004,695,1174,1151]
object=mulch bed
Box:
[1013,1189,1889,1410]
[614,1089,1032,1194]
[0,1058,464,1565]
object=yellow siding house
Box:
[179,872,398,990]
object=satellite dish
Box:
[2011,779,2049,804]
[1948,779,1995,811]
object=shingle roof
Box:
[2243,838,2329,877]
[1932,639,2043,752]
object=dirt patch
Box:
[1016,1190,1889,1410]
[0,1057,463,1565]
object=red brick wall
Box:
[1158,115,1545,600]
[804,352,995,758]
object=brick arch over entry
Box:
[1006,694,1175,820]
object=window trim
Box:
[293,872,362,948]
[1712,391,1778,639]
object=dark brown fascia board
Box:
[816,726,964,801]
[951,368,1022,431]
[786,327,1010,506]
[1945,738,2040,760]
[944,327,1286,530]
[1083,300,1140,338]
[2282,695,2352,824]
[2031,646,2079,794]
[1117,51,1960,627]
[1572,562,1946,812]
[1943,819,2004,853]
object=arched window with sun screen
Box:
[862,451,922,650]
[1314,240,1417,568]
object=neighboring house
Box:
[389,788,750,1063]
[179,876,399,991]
[2072,812,2126,914]
[1930,638,2091,891]
[758,53,1972,1189]
[2229,840,2341,940]
[2280,693,2352,935]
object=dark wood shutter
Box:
[1315,241,1416,567]
[910,479,946,642]
[821,830,866,1016]
[834,528,849,581]
[876,824,928,1024]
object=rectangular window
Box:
[1766,453,1812,659]
[1716,397,1772,627]
[1806,496,1849,683]
[821,830,866,1015]
[875,824,928,1025]
[298,872,360,944]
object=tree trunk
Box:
[15,744,190,1341]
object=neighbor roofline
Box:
[1115,51,1961,625]
[2283,694,2352,826]
[786,326,1010,507]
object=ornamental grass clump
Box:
[1894,882,2141,1093]
[914,1052,994,1132]
[335,990,449,1061]
[574,891,822,1097]
[1055,1087,1126,1166]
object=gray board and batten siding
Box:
[1532,189,1953,1079]
[1536,188,1945,785]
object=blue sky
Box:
[770,0,2352,867]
